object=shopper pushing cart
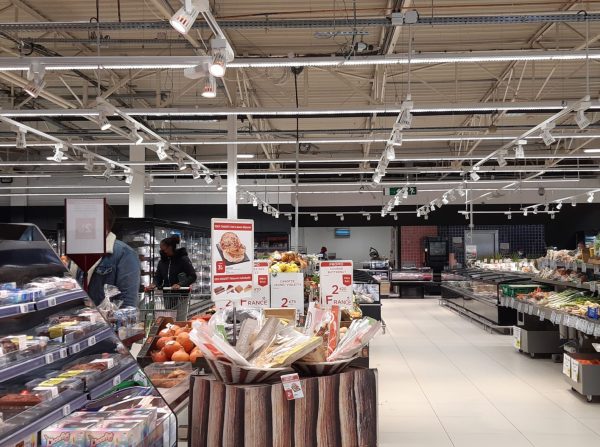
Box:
[144,235,197,322]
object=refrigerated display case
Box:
[441,269,526,326]
[113,218,212,303]
[254,232,290,258]
[390,267,433,298]
[0,223,177,446]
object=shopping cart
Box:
[139,287,191,325]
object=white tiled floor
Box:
[373,299,600,447]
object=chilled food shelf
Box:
[0,390,88,447]
[87,360,140,399]
[441,283,498,305]
[0,326,114,383]
[0,302,35,318]
[34,289,88,310]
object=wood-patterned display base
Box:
[188,368,378,447]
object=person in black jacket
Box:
[148,236,197,290]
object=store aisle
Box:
[373,299,600,447]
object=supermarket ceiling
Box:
[1,0,600,208]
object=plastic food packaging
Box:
[251,325,321,368]
[144,362,192,388]
[87,419,145,446]
[327,317,381,361]
[41,420,98,446]
[301,304,341,362]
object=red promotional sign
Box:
[258,275,268,287]
[343,274,352,286]
[320,260,354,309]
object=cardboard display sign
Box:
[319,261,354,309]
[246,260,270,308]
[211,219,254,309]
[65,198,106,255]
[270,272,304,315]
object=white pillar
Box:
[128,144,145,218]
[227,115,238,219]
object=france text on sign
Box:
[248,260,270,308]
[319,261,354,309]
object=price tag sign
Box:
[513,326,522,350]
[210,218,254,309]
[112,375,121,387]
[319,261,354,309]
[248,260,270,308]
[271,272,304,315]
[88,335,97,347]
[19,304,29,314]
[563,355,571,376]
[47,297,57,307]
[571,360,580,382]
[62,404,71,416]
[59,348,68,359]
[71,343,81,354]
[281,373,304,400]
[45,353,54,364]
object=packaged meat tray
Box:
[144,362,192,388]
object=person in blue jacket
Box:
[83,205,141,308]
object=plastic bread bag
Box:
[251,324,321,368]
[208,307,263,345]
[327,317,381,362]
[189,320,251,367]
[301,304,341,362]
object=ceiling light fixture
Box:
[156,143,169,161]
[551,212,555,220]
[556,201,563,210]
[128,125,143,144]
[176,155,186,171]
[523,209,528,217]
[442,195,449,205]
[571,198,577,207]
[170,0,203,35]
[540,124,556,147]
[201,75,217,98]
[575,109,591,130]
[209,38,234,78]
[237,154,255,159]
[50,143,65,163]
[588,192,594,203]
[385,144,396,161]
[102,163,114,179]
[496,150,508,167]
[15,128,27,149]
[191,167,201,179]
[23,61,45,98]
[215,174,223,190]
[125,173,134,185]
[204,173,214,184]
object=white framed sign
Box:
[270,272,304,315]
[246,260,270,308]
[211,219,254,309]
[65,198,106,255]
[319,261,353,309]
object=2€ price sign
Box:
[320,261,354,309]
[271,272,304,314]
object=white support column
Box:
[128,144,145,218]
[227,115,238,219]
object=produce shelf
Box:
[0,390,88,447]
[501,296,600,336]
[88,360,140,399]
[441,284,498,305]
[0,326,114,383]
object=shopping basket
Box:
[140,287,191,325]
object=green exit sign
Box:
[387,186,417,196]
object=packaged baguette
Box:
[301,304,341,362]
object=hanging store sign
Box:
[319,261,354,309]
[65,198,106,255]
[211,219,254,309]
